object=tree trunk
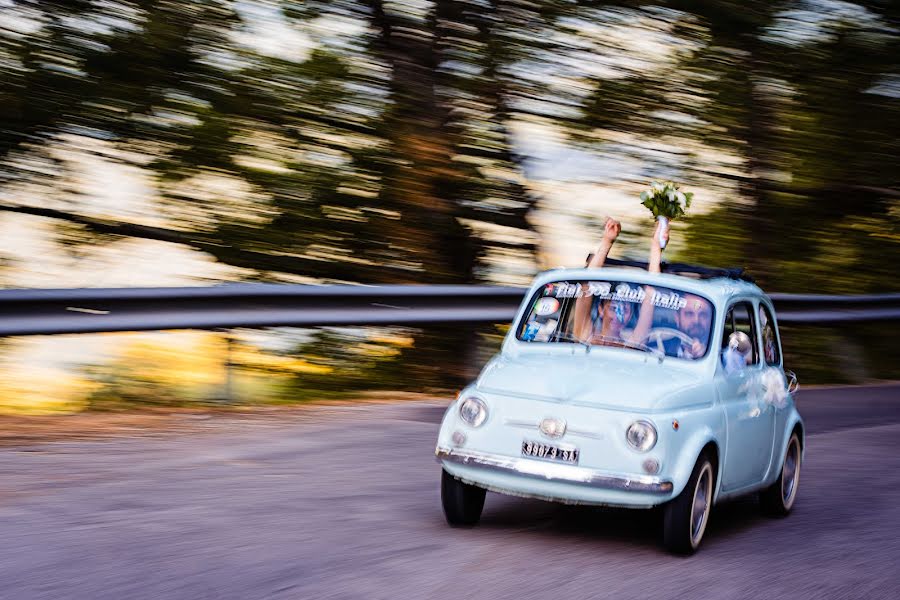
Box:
[740,33,779,286]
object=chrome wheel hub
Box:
[782,439,800,507]
[691,464,712,546]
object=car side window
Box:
[720,302,759,371]
[758,304,781,366]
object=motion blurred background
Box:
[1,0,898,415]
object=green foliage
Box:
[639,181,693,220]
[0,0,540,287]
[1,0,898,393]
[4,1,894,293]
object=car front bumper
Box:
[436,446,674,507]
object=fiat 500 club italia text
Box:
[436,266,803,554]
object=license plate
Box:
[521,440,579,464]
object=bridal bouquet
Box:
[639,181,693,249]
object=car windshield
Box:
[516,280,715,360]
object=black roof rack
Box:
[584,255,754,283]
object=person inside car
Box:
[573,218,665,346]
[671,294,713,359]
[573,218,712,360]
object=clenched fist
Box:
[602,218,621,246]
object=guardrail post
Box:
[220,329,235,404]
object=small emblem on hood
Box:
[539,417,566,439]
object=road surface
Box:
[1,384,898,599]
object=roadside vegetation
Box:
[1,1,897,412]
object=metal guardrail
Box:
[768,293,900,324]
[0,285,523,336]
[1,284,899,336]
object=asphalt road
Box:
[1,384,899,600]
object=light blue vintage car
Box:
[436,265,803,554]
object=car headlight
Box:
[459,397,488,428]
[626,420,658,452]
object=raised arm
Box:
[648,219,667,274]
[574,218,620,340]
[630,220,670,343]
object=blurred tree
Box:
[1,0,539,287]
[1,0,547,386]
[2,0,898,394]
[771,1,900,292]
[542,1,899,292]
[3,1,897,293]
[0,1,240,181]
[678,0,900,291]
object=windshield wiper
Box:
[550,331,592,352]
[548,332,664,362]
[585,334,666,363]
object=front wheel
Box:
[663,454,715,555]
[760,433,801,517]
[441,469,486,527]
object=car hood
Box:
[475,353,706,412]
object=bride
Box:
[573,218,668,347]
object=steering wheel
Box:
[633,327,695,354]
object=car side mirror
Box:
[785,370,799,395]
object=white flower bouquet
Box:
[639,181,693,249]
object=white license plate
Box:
[521,440,579,464]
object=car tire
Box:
[760,433,801,517]
[663,453,715,555]
[441,469,486,527]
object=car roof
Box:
[528,267,767,308]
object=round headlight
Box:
[626,420,658,452]
[459,397,488,428]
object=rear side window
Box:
[758,304,781,365]
[721,302,759,366]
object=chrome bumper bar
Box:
[436,447,673,494]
